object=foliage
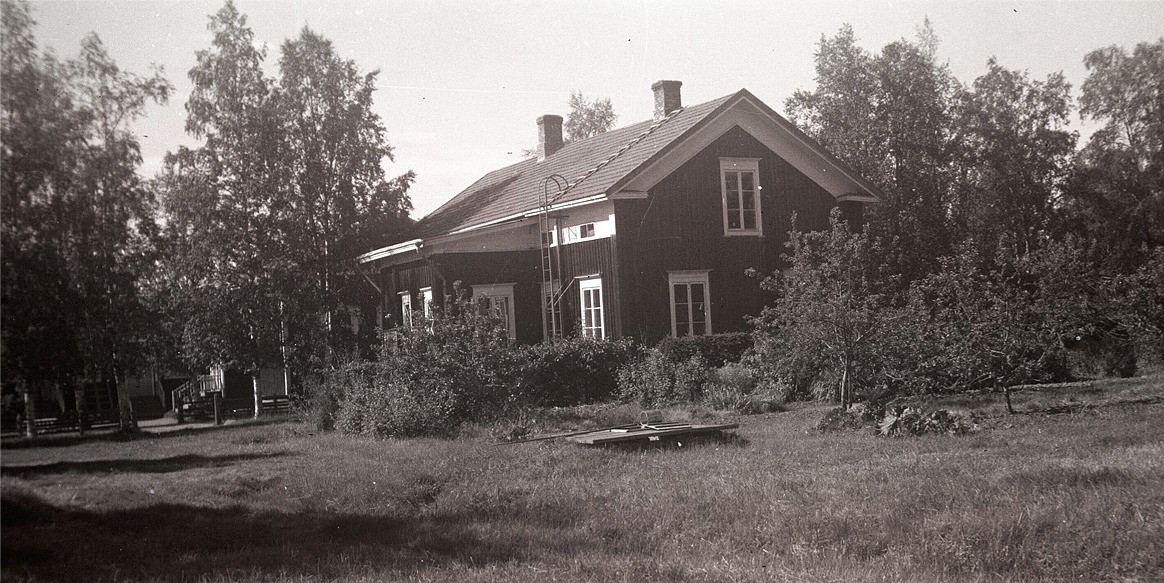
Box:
[751,209,899,407]
[952,59,1076,254]
[897,239,1113,399]
[617,349,713,407]
[513,336,638,407]
[564,90,617,142]
[786,21,959,282]
[1061,39,1164,271]
[333,288,517,437]
[1,0,172,392]
[701,362,785,414]
[877,406,977,436]
[657,332,752,367]
[158,1,413,378]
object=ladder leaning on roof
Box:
[540,174,570,339]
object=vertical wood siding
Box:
[615,125,839,345]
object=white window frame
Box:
[669,270,712,337]
[473,283,516,339]
[579,277,604,339]
[720,158,762,236]
[399,291,413,329]
[419,287,434,321]
[578,222,596,239]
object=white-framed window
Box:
[579,277,604,339]
[419,287,434,321]
[399,291,413,329]
[669,270,711,337]
[473,283,516,339]
[720,158,762,236]
[579,223,596,239]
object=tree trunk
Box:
[74,380,87,435]
[21,383,36,439]
[840,359,853,409]
[252,372,262,419]
[1003,385,1015,414]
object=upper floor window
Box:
[720,158,762,236]
[669,270,711,337]
[579,277,604,339]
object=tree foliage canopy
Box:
[564,90,617,142]
[157,1,413,376]
[2,0,172,389]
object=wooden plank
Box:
[567,423,738,445]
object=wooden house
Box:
[359,81,883,346]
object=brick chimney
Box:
[537,114,564,161]
[652,80,683,119]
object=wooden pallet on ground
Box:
[566,422,739,446]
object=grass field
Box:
[3,376,1163,582]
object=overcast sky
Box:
[26,0,1164,218]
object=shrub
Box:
[514,337,638,406]
[301,360,374,431]
[657,332,753,367]
[700,362,785,413]
[333,287,519,437]
[617,349,713,407]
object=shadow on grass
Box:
[0,417,294,450]
[0,490,592,582]
[0,452,287,478]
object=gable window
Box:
[669,270,711,337]
[579,277,604,339]
[720,158,762,236]
[399,291,413,329]
[473,283,516,339]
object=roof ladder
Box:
[540,175,569,340]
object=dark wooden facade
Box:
[613,126,855,344]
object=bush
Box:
[700,362,785,414]
[333,289,519,437]
[617,349,713,407]
[301,360,374,431]
[514,337,638,406]
[657,332,753,367]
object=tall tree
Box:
[159,2,413,398]
[1061,38,1164,270]
[278,27,413,361]
[2,0,171,416]
[158,1,289,410]
[564,90,616,142]
[952,59,1076,255]
[786,21,959,283]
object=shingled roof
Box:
[412,92,736,239]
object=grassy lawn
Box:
[3,377,1163,582]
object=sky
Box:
[25,0,1164,218]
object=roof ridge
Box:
[557,106,686,200]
